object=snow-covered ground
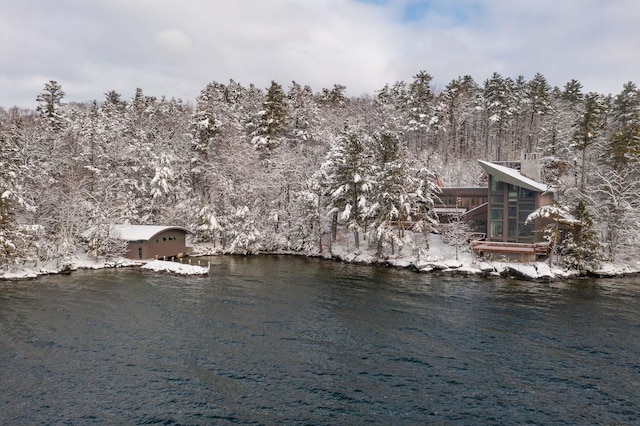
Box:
[141,260,210,276]
[0,253,141,281]
[190,232,640,282]
[0,253,211,281]
[2,234,639,282]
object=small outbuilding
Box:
[109,225,192,260]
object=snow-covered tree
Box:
[524,72,553,153]
[0,112,35,267]
[406,71,434,153]
[252,81,287,155]
[482,73,515,160]
[559,201,601,271]
[588,165,640,261]
[572,92,607,190]
[36,80,66,125]
[440,212,472,261]
[321,125,373,249]
[366,127,414,255]
[439,75,480,160]
[287,81,320,145]
[606,81,640,170]
[526,204,577,267]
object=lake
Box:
[1,255,639,424]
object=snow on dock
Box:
[141,260,210,276]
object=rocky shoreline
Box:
[2,248,639,283]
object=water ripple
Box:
[1,259,639,424]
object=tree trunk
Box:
[331,211,338,241]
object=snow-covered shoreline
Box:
[141,260,209,276]
[0,254,143,281]
[189,236,640,283]
[0,254,212,281]
[3,236,640,282]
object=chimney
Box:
[520,153,541,181]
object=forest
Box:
[1,71,639,271]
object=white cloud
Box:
[1,0,639,108]
[154,29,192,53]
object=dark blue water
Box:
[1,256,639,424]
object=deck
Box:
[471,240,551,256]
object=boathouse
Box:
[110,225,191,260]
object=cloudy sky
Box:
[2,0,639,108]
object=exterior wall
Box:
[437,187,489,235]
[438,187,488,211]
[487,176,552,243]
[124,230,187,260]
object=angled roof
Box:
[110,225,191,241]
[478,160,550,192]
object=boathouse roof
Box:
[110,225,191,241]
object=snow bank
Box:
[260,233,639,282]
[0,254,141,281]
[141,260,209,276]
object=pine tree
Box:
[559,201,601,271]
[321,125,373,249]
[525,73,553,153]
[606,81,640,170]
[319,84,347,106]
[407,70,434,153]
[562,79,584,105]
[572,92,607,190]
[36,80,66,121]
[252,80,287,155]
[287,81,320,144]
[440,75,480,160]
[367,127,413,256]
[482,73,515,159]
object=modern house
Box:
[436,159,554,260]
[436,186,488,234]
[110,225,192,260]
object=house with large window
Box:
[436,159,554,260]
[472,160,554,259]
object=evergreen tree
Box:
[439,75,480,160]
[286,81,320,144]
[559,201,601,271]
[252,81,287,155]
[319,84,347,106]
[367,127,413,255]
[321,125,373,249]
[407,70,434,153]
[525,73,553,153]
[606,81,640,169]
[482,73,515,159]
[36,80,66,122]
[562,79,584,105]
[572,92,607,190]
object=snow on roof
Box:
[434,207,468,215]
[477,160,550,192]
[109,225,191,241]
